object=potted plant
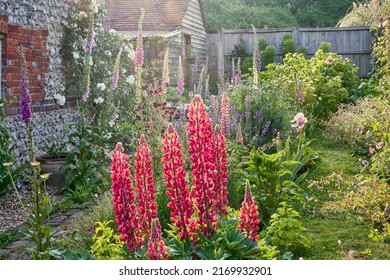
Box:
[36,140,68,188]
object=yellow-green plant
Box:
[90,220,127,260]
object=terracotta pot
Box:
[36,153,67,187]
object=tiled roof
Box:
[108,0,193,31]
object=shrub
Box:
[262,202,311,258]
[261,46,277,67]
[264,50,360,120]
[282,33,293,41]
[258,36,268,51]
[297,46,308,58]
[324,97,389,154]
[319,41,332,53]
[282,39,295,54]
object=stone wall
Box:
[5,108,78,166]
[0,0,78,165]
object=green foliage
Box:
[0,99,19,196]
[282,33,293,41]
[282,39,295,54]
[165,216,278,260]
[15,163,58,260]
[71,192,115,249]
[260,46,277,68]
[324,97,389,154]
[318,41,332,53]
[262,202,311,257]
[231,37,248,59]
[90,220,127,260]
[203,0,297,33]
[237,133,314,225]
[296,46,308,58]
[264,50,360,120]
[64,118,110,203]
[258,37,268,51]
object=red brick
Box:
[5,45,16,53]
[41,30,49,36]
[5,53,18,60]
[5,66,21,73]
[0,21,8,34]
[5,38,18,46]
[7,25,19,32]
[13,88,22,95]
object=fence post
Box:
[292,27,300,51]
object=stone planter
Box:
[36,153,67,187]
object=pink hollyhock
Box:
[239,181,260,242]
[135,135,157,237]
[162,124,195,240]
[187,95,217,237]
[220,92,230,139]
[211,125,229,216]
[111,143,141,252]
[111,49,123,90]
[147,219,168,260]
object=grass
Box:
[302,129,389,260]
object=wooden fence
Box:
[207,26,373,81]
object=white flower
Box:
[128,49,135,60]
[78,11,88,19]
[89,56,93,66]
[94,97,104,104]
[126,75,135,85]
[109,29,116,35]
[72,52,80,60]
[54,94,66,106]
[96,83,106,91]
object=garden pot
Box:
[36,153,67,187]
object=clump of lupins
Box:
[147,219,169,260]
[162,124,195,240]
[187,95,217,237]
[111,48,123,90]
[177,56,185,95]
[111,143,141,252]
[135,134,157,237]
[239,180,260,242]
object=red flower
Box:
[135,135,157,238]
[162,124,195,240]
[187,95,217,237]
[147,219,168,260]
[111,142,141,252]
[239,180,260,242]
[211,125,229,216]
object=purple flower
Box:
[85,28,94,54]
[385,207,389,212]
[82,87,89,102]
[362,160,368,166]
[109,113,119,127]
[19,47,33,124]
[261,121,271,136]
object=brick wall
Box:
[1,13,76,115]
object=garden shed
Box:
[107,0,207,85]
